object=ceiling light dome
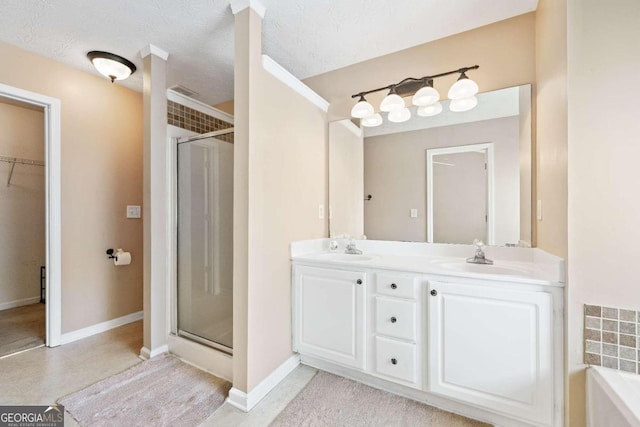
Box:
[417,102,443,117]
[449,96,478,112]
[361,113,383,127]
[388,107,411,123]
[87,51,137,83]
[412,80,440,106]
[448,72,479,100]
[380,87,405,112]
[350,95,375,118]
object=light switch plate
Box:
[537,200,542,221]
[127,205,141,219]
[318,204,325,219]
[410,208,418,218]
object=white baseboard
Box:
[0,296,41,311]
[139,344,169,360]
[60,311,143,345]
[226,354,300,412]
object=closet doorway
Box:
[0,83,62,353]
[0,97,46,357]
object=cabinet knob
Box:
[390,316,397,323]
[356,279,362,285]
[390,283,397,289]
[391,358,398,365]
[430,289,438,296]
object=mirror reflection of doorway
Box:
[427,143,494,245]
[0,96,46,357]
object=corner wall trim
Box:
[261,55,330,113]
[230,0,266,18]
[140,44,169,60]
[339,119,363,137]
[60,311,143,345]
[139,344,169,360]
[0,297,41,312]
[226,354,300,412]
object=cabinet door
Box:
[294,266,366,369]
[428,281,554,426]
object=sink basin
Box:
[315,253,376,262]
[436,261,531,276]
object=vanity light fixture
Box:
[87,51,137,83]
[350,65,479,127]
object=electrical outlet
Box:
[319,204,325,219]
[127,205,141,219]
[410,208,418,218]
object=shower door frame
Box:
[170,128,235,356]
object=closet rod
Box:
[1,155,45,187]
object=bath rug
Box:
[59,354,230,426]
[270,370,489,427]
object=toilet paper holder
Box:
[106,248,117,260]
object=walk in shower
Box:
[175,128,234,354]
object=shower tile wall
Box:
[584,304,639,374]
[167,101,234,143]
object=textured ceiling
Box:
[0,0,538,106]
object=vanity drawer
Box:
[375,273,417,299]
[375,297,417,341]
[374,336,419,386]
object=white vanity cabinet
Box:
[291,255,563,427]
[292,266,366,369]
[427,280,554,426]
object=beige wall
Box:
[304,13,536,122]
[363,117,520,244]
[0,41,143,333]
[329,120,363,239]
[0,100,45,307]
[535,0,568,260]
[233,7,328,392]
[566,1,640,426]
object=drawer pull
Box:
[390,316,397,323]
[356,279,363,285]
[430,289,438,296]
[390,283,397,289]
[391,358,398,365]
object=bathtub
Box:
[587,366,640,427]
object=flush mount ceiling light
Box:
[350,65,479,127]
[87,51,137,83]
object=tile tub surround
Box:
[584,305,639,374]
[167,100,234,142]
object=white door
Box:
[294,266,366,369]
[427,281,554,426]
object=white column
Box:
[140,44,170,359]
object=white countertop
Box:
[291,239,565,287]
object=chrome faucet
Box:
[345,239,363,255]
[466,239,493,265]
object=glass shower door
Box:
[177,135,233,351]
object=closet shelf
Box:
[1,155,45,187]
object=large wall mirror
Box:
[329,84,532,247]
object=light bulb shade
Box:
[412,86,440,106]
[448,74,479,99]
[87,51,137,82]
[380,93,405,112]
[449,96,478,112]
[417,102,443,117]
[388,107,411,123]
[351,99,375,118]
[361,113,383,127]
